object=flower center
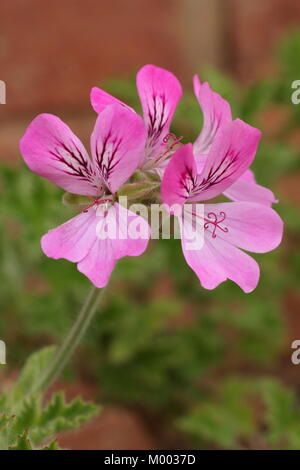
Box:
[83,195,114,213]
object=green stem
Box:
[33,285,104,393]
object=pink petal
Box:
[20,114,100,196]
[190,119,262,201]
[90,87,134,114]
[181,225,260,293]
[224,179,277,206]
[180,209,260,293]
[180,201,283,292]
[77,203,150,287]
[136,64,182,165]
[240,169,256,184]
[42,202,150,288]
[202,202,283,253]
[41,209,99,262]
[90,104,146,194]
[194,156,276,206]
[184,233,260,293]
[161,143,197,207]
[193,76,232,155]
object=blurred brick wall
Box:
[0,0,300,161]
[0,0,184,116]
[1,0,300,116]
[227,0,300,81]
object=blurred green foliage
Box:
[1,31,300,449]
[0,348,99,449]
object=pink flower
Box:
[20,104,150,288]
[91,65,277,208]
[161,119,283,293]
[91,64,182,172]
[193,76,277,206]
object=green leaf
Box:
[12,347,56,403]
[30,392,100,443]
[11,396,40,436]
[177,379,255,449]
[9,430,34,450]
[42,439,60,450]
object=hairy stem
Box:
[33,285,104,393]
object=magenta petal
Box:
[194,156,276,206]
[91,104,146,194]
[203,202,283,253]
[77,203,150,288]
[193,76,232,155]
[191,119,262,201]
[136,64,182,163]
[161,143,197,207]
[90,87,134,114]
[20,114,99,196]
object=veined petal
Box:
[77,203,150,287]
[20,114,99,196]
[193,76,232,155]
[91,104,146,194]
[195,156,276,206]
[189,119,262,201]
[161,143,198,207]
[90,87,134,114]
[136,64,182,165]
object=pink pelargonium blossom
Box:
[90,64,182,172]
[20,104,150,288]
[161,119,283,293]
[193,75,277,206]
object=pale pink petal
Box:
[180,216,260,293]
[20,114,99,196]
[240,169,256,184]
[41,209,98,262]
[224,179,277,206]
[77,203,150,287]
[77,237,116,288]
[194,153,206,173]
[189,119,262,201]
[90,104,146,194]
[90,87,134,114]
[202,202,283,253]
[161,144,198,207]
[136,64,182,165]
[193,76,232,155]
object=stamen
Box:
[155,133,183,165]
[204,211,228,238]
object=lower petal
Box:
[181,226,260,293]
[41,209,98,262]
[77,202,150,287]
